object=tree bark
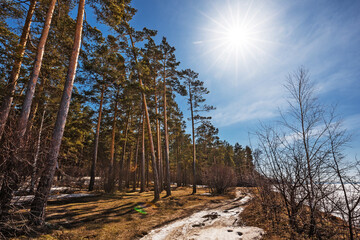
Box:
[29,0,85,225]
[89,85,105,191]
[0,0,36,140]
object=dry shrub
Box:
[202,164,237,194]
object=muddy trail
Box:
[141,191,264,240]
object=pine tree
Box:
[159,37,180,196]
[30,0,86,225]
[181,69,214,194]
[126,26,160,201]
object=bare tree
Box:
[256,67,353,238]
[323,120,359,240]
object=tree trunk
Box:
[133,116,142,191]
[29,0,85,225]
[118,111,131,191]
[30,106,46,194]
[128,33,160,201]
[125,145,133,188]
[17,0,57,140]
[140,112,146,192]
[0,0,57,218]
[105,88,119,193]
[189,85,196,194]
[154,94,163,191]
[0,0,36,140]
[146,149,149,189]
[163,74,171,196]
[89,85,105,191]
[25,75,47,143]
[176,138,182,188]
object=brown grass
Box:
[239,189,356,240]
[13,187,233,240]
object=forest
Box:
[0,0,359,239]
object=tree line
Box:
[0,0,254,230]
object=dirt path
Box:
[141,191,264,240]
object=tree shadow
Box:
[43,193,151,231]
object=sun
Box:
[197,1,276,73]
[224,24,252,49]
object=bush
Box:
[202,164,237,194]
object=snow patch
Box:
[141,193,263,240]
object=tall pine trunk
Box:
[89,85,105,191]
[133,115,142,191]
[189,85,196,194]
[17,0,57,139]
[125,144,133,188]
[163,73,171,196]
[154,94,163,191]
[0,0,36,139]
[118,111,131,191]
[105,88,119,193]
[128,34,160,201]
[29,0,85,225]
[140,111,146,192]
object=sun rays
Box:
[197,1,277,76]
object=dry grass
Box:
[13,187,233,240]
[239,189,356,240]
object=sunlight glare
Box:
[225,25,251,49]
[198,1,277,74]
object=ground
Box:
[14,187,257,240]
[142,191,264,240]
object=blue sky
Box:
[129,0,360,158]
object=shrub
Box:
[202,164,237,194]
